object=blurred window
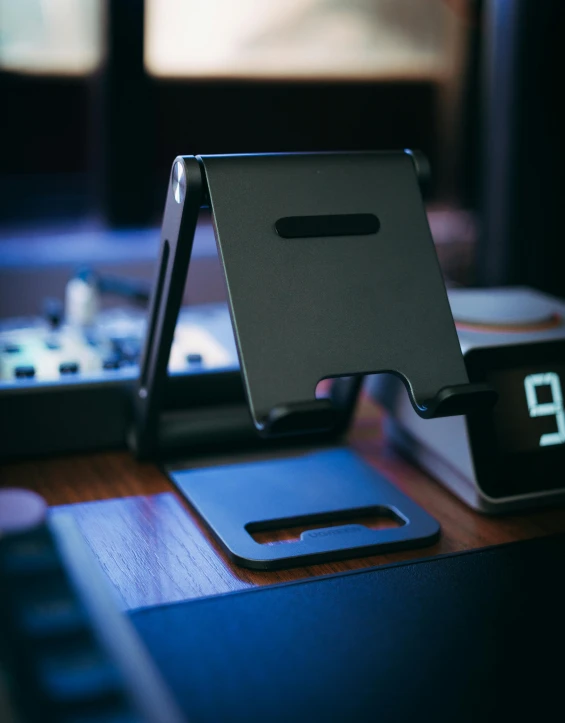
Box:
[145,0,458,80]
[0,0,102,75]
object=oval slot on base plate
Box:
[247,506,404,546]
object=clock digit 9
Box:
[523,372,565,447]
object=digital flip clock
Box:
[369,287,565,513]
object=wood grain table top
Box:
[2,394,565,611]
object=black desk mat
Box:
[130,534,565,723]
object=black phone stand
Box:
[133,151,495,570]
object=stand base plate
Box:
[171,449,440,570]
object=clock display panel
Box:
[465,341,565,499]
[488,366,565,454]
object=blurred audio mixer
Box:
[0,305,236,384]
[0,304,241,459]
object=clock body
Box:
[368,287,565,513]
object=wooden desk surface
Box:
[2,394,565,610]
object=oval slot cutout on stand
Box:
[275,214,380,239]
[247,506,404,546]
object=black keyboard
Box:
[0,511,184,723]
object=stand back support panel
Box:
[201,152,491,435]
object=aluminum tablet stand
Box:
[133,152,496,570]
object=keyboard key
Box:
[38,643,122,704]
[1,531,60,575]
[18,581,87,638]
[14,365,35,379]
[0,490,47,537]
[62,705,141,723]
[59,362,80,375]
[102,356,121,370]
